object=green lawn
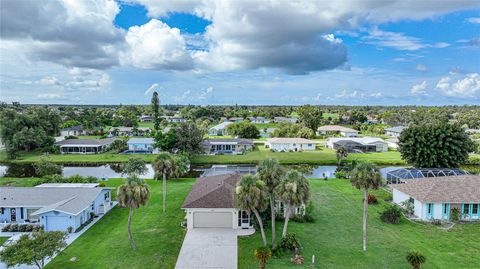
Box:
[138,122,155,128]
[239,179,480,269]
[0,237,9,245]
[46,178,195,269]
[0,177,41,187]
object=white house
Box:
[127,138,156,153]
[317,125,359,137]
[208,121,233,136]
[139,115,153,122]
[60,125,85,137]
[265,138,317,152]
[202,138,254,155]
[273,117,298,123]
[109,127,152,136]
[182,174,252,229]
[0,185,113,232]
[55,138,114,154]
[248,117,271,124]
[391,175,480,221]
[385,126,406,137]
[161,116,187,123]
[326,137,388,153]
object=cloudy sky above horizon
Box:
[1,0,479,105]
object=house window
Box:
[463,204,470,215]
[472,204,478,215]
[427,203,433,215]
[443,204,448,214]
[308,144,312,146]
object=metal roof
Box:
[386,167,468,183]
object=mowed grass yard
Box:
[239,179,480,269]
[46,178,195,269]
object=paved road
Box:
[175,228,238,269]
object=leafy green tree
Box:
[0,230,67,269]
[153,153,176,212]
[0,107,60,158]
[113,106,139,127]
[271,122,301,138]
[350,162,382,252]
[117,176,150,250]
[456,110,480,129]
[108,139,128,153]
[257,158,284,247]
[33,157,62,177]
[399,124,474,168]
[151,91,160,130]
[297,105,322,131]
[60,120,81,129]
[173,122,204,154]
[122,156,148,177]
[406,251,426,269]
[227,121,260,138]
[173,154,190,177]
[277,170,310,238]
[254,246,272,269]
[236,175,269,246]
[154,129,177,152]
[297,126,315,139]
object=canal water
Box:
[0,163,407,179]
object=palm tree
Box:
[276,170,310,238]
[406,251,426,269]
[254,246,272,269]
[336,146,348,166]
[235,175,269,246]
[350,162,382,252]
[257,158,284,247]
[117,176,150,250]
[152,153,176,212]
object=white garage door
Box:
[46,216,70,231]
[193,212,232,228]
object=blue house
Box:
[127,137,156,153]
[0,185,112,232]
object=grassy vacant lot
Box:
[239,179,480,269]
[46,178,195,269]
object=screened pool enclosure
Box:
[386,168,468,184]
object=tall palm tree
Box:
[235,175,269,246]
[350,162,382,252]
[152,153,176,212]
[117,176,150,250]
[257,158,284,247]
[336,146,348,166]
[276,170,310,238]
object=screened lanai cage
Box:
[386,168,469,184]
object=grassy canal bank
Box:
[1,148,479,166]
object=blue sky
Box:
[0,0,479,105]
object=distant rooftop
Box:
[55,138,114,146]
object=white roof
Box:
[127,138,155,144]
[328,137,386,145]
[209,121,232,131]
[35,183,99,188]
[267,138,317,144]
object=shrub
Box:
[406,251,426,269]
[279,233,302,254]
[1,224,40,232]
[366,194,378,204]
[67,226,73,233]
[451,208,460,222]
[33,157,62,177]
[98,182,106,187]
[254,246,272,269]
[380,204,402,224]
[291,215,305,223]
[400,200,414,215]
[303,214,315,223]
[108,139,128,153]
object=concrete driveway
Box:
[175,229,237,269]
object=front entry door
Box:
[10,208,16,222]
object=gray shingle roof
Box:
[202,138,253,146]
[391,175,480,203]
[61,125,84,132]
[182,174,241,208]
[55,138,114,146]
[0,187,108,215]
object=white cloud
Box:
[415,64,429,72]
[0,0,124,69]
[436,73,480,98]
[124,19,194,70]
[38,76,61,86]
[37,93,62,99]
[198,86,214,99]
[363,28,450,51]
[334,90,358,99]
[466,17,480,24]
[144,83,159,95]
[410,81,428,95]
